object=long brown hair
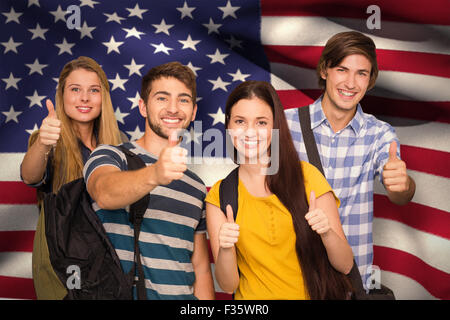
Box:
[30,56,122,196]
[225,81,352,299]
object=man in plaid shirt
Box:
[285,31,416,290]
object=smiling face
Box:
[227,96,274,164]
[63,68,102,125]
[321,54,372,113]
[140,76,197,140]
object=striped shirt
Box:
[83,141,207,299]
[285,97,400,288]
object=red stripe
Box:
[0,231,35,252]
[215,292,233,300]
[0,275,36,300]
[280,89,450,124]
[261,0,450,26]
[373,245,450,299]
[374,194,450,240]
[265,45,450,78]
[0,182,36,204]
[401,145,450,179]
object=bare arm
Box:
[21,100,60,185]
[206,203,240,293]
[191,232,215,300]
[305,191,354,274]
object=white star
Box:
[102,36,124,54]
[109,73,128,91]
[150,42,173,55]
[122,27,145,39]
[178,34,201,51]
[185,62,202,76]
[2,72,21,90]
[176,1,196,19]
[228,69,250,82]
[152,19,174,36]
[28,23,49,40]
[28,0,40,7]
[208,76,231,92]
[50,5,67,23]
[114,106,129,125]
[55,38,75,55]
[126,4,148,19]
[209,107,226,126]
[104,12,125,24]
[25,58,48,75]
[26,124,39,136]
[127,91,141,109]
[202,18,222,35]
[78,21,96,39]
[124,58,145,77]
[2,106,22,124]
[26,90,46,108]
[218,0,240,19]
[206,49,229,65]
[126,125,144,141]
[2,7,22,24]
[225,35,243,49]
[1,37,22,54]
[184,127,202,144]
[79,0,99,9]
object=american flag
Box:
[0,0,448,300]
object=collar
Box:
[311,96,365,136]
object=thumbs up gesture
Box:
[305,191,331,235]
[38,99,61,147]
[152,131,188,185]
[219,205,240,249]
[382,141,409,193]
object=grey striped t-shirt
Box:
[83,141,207,299]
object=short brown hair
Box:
[317,31,378,90]
[140,61,197,105]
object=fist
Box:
[219,205,240,249]
[382,141,409,193]
[305,191,330,235]
[153,132,187,185]
[39,99,61,146]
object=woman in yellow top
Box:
[205,81,354,299]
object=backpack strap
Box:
[298,105,325,176]
[297,105,367,298]
[117,145,149,300]
[219,167,239,221]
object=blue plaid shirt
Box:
[285,97,400,288]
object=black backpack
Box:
[43,146,148,299]
[218,105,395,300]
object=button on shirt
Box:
[285,97,400,288]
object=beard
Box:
[147,116,170,140]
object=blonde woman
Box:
[20,56,126,299]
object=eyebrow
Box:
[153,91,192,99]
[232,115,270,120]
[67,83,101,87]
[337,65,370,73]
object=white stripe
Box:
[261,16,450,55]
[270,63,450,101]
[0,205,38,231]
[379,270,438,300]
[0,153,23,181]
[374,170,450,212]
[115,249,194,272]
[0,252,32,279]
[373,218,450,273]
[378,116,450,153]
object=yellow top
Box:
[205,161,340,300]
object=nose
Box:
[166,98,178,113]
[80,89,89,102]
[344,72,356,89]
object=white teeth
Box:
[339,90,356,97]
[243,140,258,146]
[77,107,90,111]
[162,118,180,123]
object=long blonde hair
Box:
[31,56,122,194]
